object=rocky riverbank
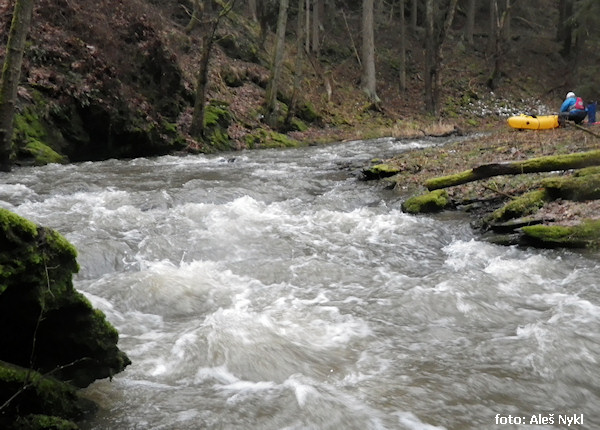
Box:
[363,123,600,249]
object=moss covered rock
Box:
[0,209,130,388]
[0,208,130,428]
[401,190,452,214]
[0,361,93,429]
[362,163,400,180]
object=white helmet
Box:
[566,91,576,99]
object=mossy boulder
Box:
[0,208,130,428]
[362,163,400,180]
[12,106,68,166]
[0,361,93,430]
[401,190,452,214]
[0,208,130,387]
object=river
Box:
[1,136,599,430]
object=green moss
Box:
[297,101,320,123]
[0,362,87,428]
[202,101,235,151]
[0,208,38,237]
[289,117,308,132]
[12,106,68,166]
[362,163,400,180]
[22,140,66,165]
[425,170,477,190]
[15,414,79,430]
[244,128,304,149]
[488,189,549,223]
[521,220,600,248]
[401,189,452,214]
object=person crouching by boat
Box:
[559,91,587,125]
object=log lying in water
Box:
[425,150,600,190]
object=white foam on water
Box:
[393,411,447,430]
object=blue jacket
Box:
[561,96,587,114]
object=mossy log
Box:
[425,149,600,190]
[520,220,600,248]
[542,173,600,201]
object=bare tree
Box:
[285,0,305,127]
[488,0,516,90]
[464,0,475,46]
[424,0,458,115]
[265,0,290,127]
[189,1,236,139]
[0,0,36,172]
[411,0,418,33]
[184,0,204,34]
[361,0,380,103]
[399,0,407,92]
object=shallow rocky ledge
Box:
[0,208,130,429]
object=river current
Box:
[1,137,599,430]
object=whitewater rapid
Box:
[1,137,599,429]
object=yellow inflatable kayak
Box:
[507,114,559,130]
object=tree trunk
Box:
[424,0,435,113]
[0,0,35,172]
[265,0,289,128]
[464,0,475,45]
[558,0,574,57]
[487,0,514,90]
[411,0,418,33]
[361,0,380,103]
[190,1,235,139]
[424,0,457,115]
[425,150,600,190]
[248,0,257,21]
[305,0,310,52]
[311,0,321,55]
[488,0,497,53]
[285,0,305,127]
[398,0,406,93]
[184,0,204,34]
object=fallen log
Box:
[425,149,600,190]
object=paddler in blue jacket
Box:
[559,91,587,125]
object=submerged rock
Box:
[0,208,130,428]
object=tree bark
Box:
[0,0,36,172]
[361,0,380,103]
[265,0,289,128]
[425,150,600,190]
